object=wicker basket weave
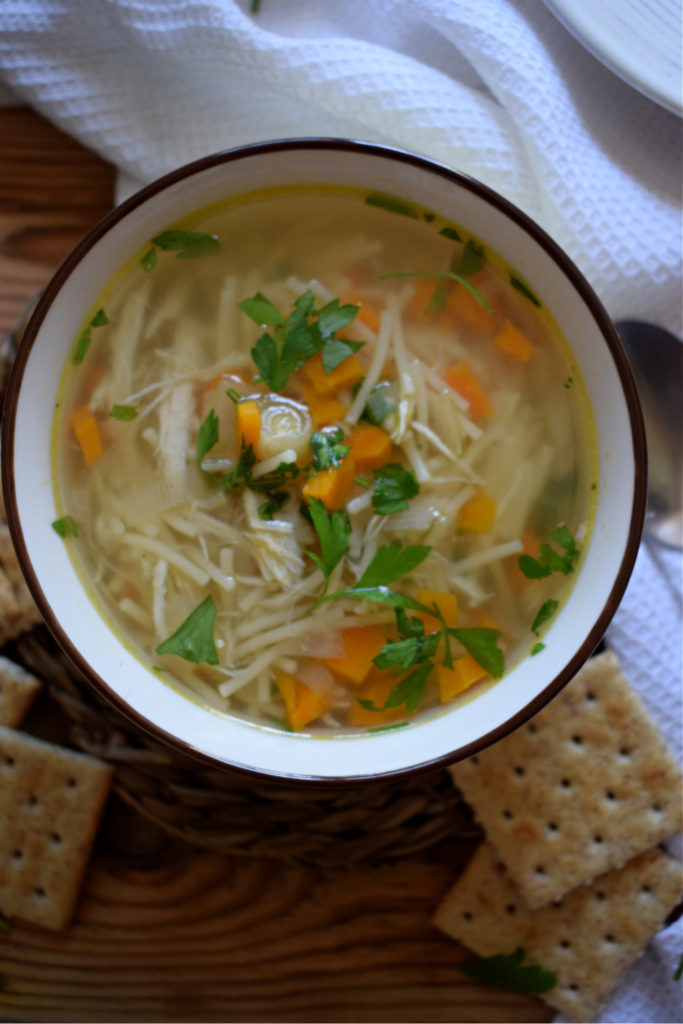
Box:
[12,628,480,866]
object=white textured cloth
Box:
[0,2,681,1020]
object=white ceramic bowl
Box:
[1,140,646,783]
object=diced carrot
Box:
[236,399,261,453]
[414,589,459,633]
[276,674,333,732]
[443,363,492,420]
[458,490,497,532]
[302,452,357,511]
[322,625,388,686]
[348,669,415,727]
[494,319,533,362]
[346,424,392,472]
[71,405,103,466]
[340,292,382,333]
[301,351,364,397]
[300,381,348,427]
[437,655,487,702]
[447,280,493,335]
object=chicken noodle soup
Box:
[52,186,597,734]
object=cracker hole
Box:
[25,794,38,808]
[462,911,473,921]
[596,890,607,901]
[514,766,525,776]
[571,734,583,746]
[641,885,652,894]
[505,904,516,915]
[605,791,616,801]
[594,835,604,844]
[502,809,514,820]
[585,691,596,702]
[527,723,538,733]
[4,756,15,767]
[66,777,77,789]
[11,849,22,861]
[559,939,571,950]
[619,747,630,757]
[652,803,662,813]
[604,934,616,943]
[50,833,62,846]
[535,865,546,875]
[547,822,559,833]
[560,778,572,789]
[568,984,580,993]
[470,756,479,766]
[33,887,47,899]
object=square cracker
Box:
[0,518,41,646]
[433,840,683,1022]
[0,725,114,929]
[450,651,683,907]
[0,656,41,727]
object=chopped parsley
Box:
[239,289,361,393]
[460,948,556,994]
[150,229,221,260]
[52,515,79,538]
[72,308,109,364]
[258,493,288,520]
[531,599,559,636]
[439,226,462,242]
[371,463,419,515]
[364,191,420,219]
[517,526,580,580]
[674,952,683,982]
[140,247,157,273]
[304,497,352,598]
[369,721,410,733]
[531,641,546,656]
[110,404,138,421]
[309,428,350,472]
[155,595,219,665]
[196,409,219,467]
[509,274,541,307]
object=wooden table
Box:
[0,107,552,1024]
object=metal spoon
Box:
[616,319,683,549]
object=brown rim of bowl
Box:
[0,137,647,786]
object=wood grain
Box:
[0,106,552,1024]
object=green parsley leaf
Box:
[223,442,257,490]
[238,292,286,326]
[510,274,541,307]
[140,247,157,273]
[369,722,409,733]
[340,587,429,611]
[439,226,462,242]
[251,0,261,12]
[380,270,491,313]
[110,404,138,421]
[531,599,559,635]
[449,627,504,678]
[155,595,219,665]
[518,526,580,579]
[52,515,79,538]
[365,192,420,218]
[247,461,299,493]
[460,948,557,994]
[90,308,109,328]
[197,409,219,467]
[305,498,351,592]
[373,633,439,671]
[72,308,109,364]
[458,239,486,277]
[316,298,359,338]
[321,337,365,374]
[150,230,221,260]
[309,429,350,471]
[372,463,419,515]
[531,641,546,655]
[251,331,290,392]
[355,542,432,589]
[358,661,432,714]
[395,606,426,639]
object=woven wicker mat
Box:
[8,627,479,867]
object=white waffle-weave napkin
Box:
[0,2,681,1020]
